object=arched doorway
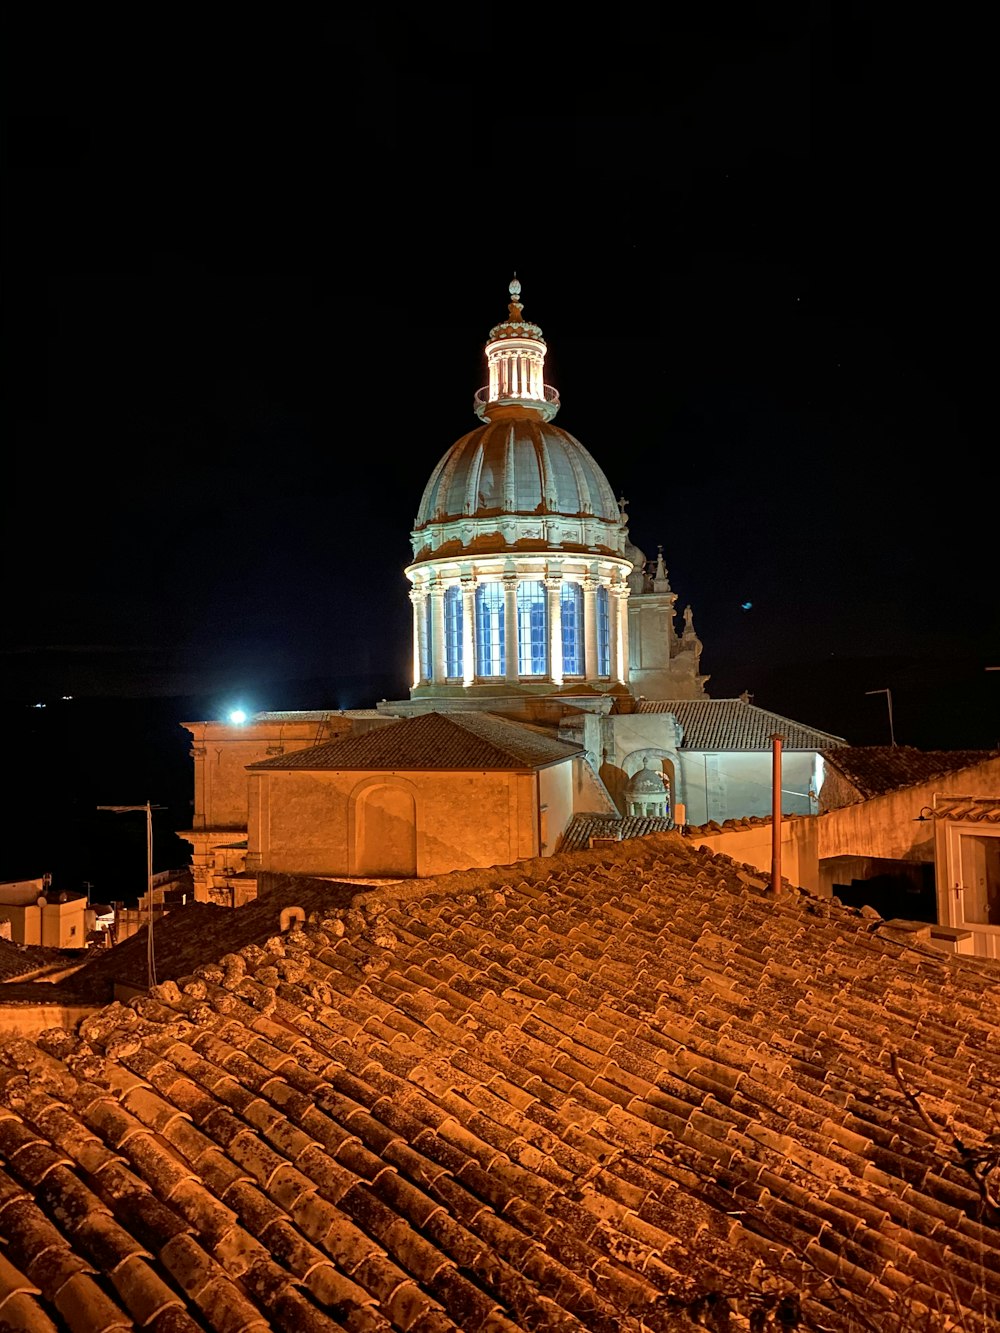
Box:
[351,780,418,877]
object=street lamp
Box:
[96,801,163,991]
[865,688,896,746]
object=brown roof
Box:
[1,834,999,1330]
[253,709,390,721]
[247,711,583,773]
[636,698,847,750]
[0,938,71,982]
[934,796,1000,823]
[822,745,999,799]
[559,814,674,852]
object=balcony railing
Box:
[473,384,560,413]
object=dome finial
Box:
[508,273,523,320]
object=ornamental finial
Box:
[508,273,523,319]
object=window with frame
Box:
[475,582,505,676]
[444,586,463,677]
[596,584,610,677]
[517,580,548,675]
[421,596,432,681]
[561,581,583,674]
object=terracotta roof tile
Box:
[822,744,998,799]
[4,842,1000,1328]
[634,697,847,749]
[247,711,582,773]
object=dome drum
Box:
[405,553,631,696]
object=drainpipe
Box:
[771,733,783,894]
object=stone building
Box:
[180,281,845,894]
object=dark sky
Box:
[3,9,997,748]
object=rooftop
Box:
[1,834,998,1330]
[634,698,848,751]
[247,711,583,773]
[822,745,999,799]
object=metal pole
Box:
[865,688,896,746]
[97,802,162,992]
[145,801,156,989]
[771,733,783,895]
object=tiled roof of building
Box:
[248,711,583,773]
[559,814,674,852]
[0,938,70,982]
[1,835,999,1331]
[251,711,388,722]
[934,796,1000,823]
[822,745,999,799]
[635,698,847,751]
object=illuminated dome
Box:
[404,280,633,698]
[625,757,669,818]
[410,279,625,565]
[626,758,667,798]
[411,418,623,562]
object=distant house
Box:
[818,744,997,809]
[591,695,844,823]
[244,710,616,881]
[179,709,398,903]
[813,748,1000,941]
[0,876,88,949]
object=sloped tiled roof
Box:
[934,796,1000,823]
[248,711,583,773]
[635,698,847,750]
[822,745,999,799]
[1,836,999,1330]
[0,938,70,983]
[559,813,674,852]
[251,711,385,722]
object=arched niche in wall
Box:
[349,776,419,878]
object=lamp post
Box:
[770,733,783,895]
[96,801,162,991]
[865,688,896,746]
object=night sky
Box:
[4,10,997,752]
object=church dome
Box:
[413,417,621,534]
[626,758,667,798]
[409,279,626,565]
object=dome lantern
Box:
[473,277,560,423]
